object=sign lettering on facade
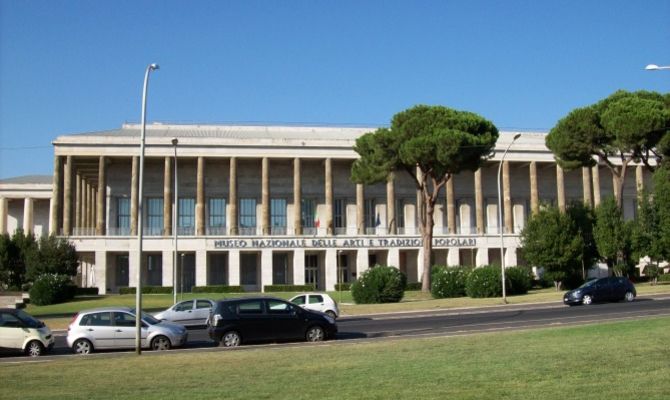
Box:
[212,237,477,249]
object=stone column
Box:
[261,249,273,292]
[94,251,107,294]
[49,155,62,235]
[293,158,301,235]
[229,157,238,235]
[446,175,456,234]
[356,183,364,234]
[92,187,97,231]
[635,165,644,200]
[592,165,601,207]
[75,171,82,229]
[196,157,205,236]
[131,156,139,235]
[386,172,396,235]
[474,168,484,234]
[261,157,270,235]
[228,249,240,286]
[529,161,539,215]
[556,164,566,213]
[325,248,338,291]
[163,157,172,236]
[0,197,7,234]
[324,158,333,235]
[96,156,106,236]
[582,167,593,208]
[86,181,92,230]
[23,197,34,234]
[62,156,73,235]
[503,161,513,233]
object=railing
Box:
[107,227,131,236]
[71,227,96,236]
[270,227,287,235]
[177,226,195,236]
[206,226,227,236]
[144,226,163,236]
[238,227,258,236]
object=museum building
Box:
[0,123,649,293]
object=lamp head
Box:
[171,138,178,146]
[513,133,521,140]
[150,63,160,71]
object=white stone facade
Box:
[0,123,650,293]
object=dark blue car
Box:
[563,277,636,306]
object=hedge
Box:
[192,285,244,293]
[119,286,173,295]
[334,283,351,291]
[264,284,315,292]
[431,266,471,298]
[465,265,502,298]
[658,274,670,283]
[75,287,99,296]
[351,265,407,304]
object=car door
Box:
[306,295,325,313]
[112,311,145,348]
[235,299,270,342]
[79,312,116,349]
[0,312,24,349]
[194,300,213,325]
[594,278,612,301]
[170,300,195,325]
[266,299,304,340]
[610,277,626,300]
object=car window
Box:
[238,300,263,314]
[267,299,292,314]
[0,312,21,328]
[113,312,136,327]
[196,300,212,309]
[174,300,194,312]
[291,296,306,305]
[15,310,42,328]
[308,295,324,304]
[81,312,112,327]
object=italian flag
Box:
[314,209,320,228]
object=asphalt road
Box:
[2,296,669,362]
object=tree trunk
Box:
[420,202,435,292]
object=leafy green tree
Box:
[0,233,12,289]
[520,205,583,291]
[652,165,670,261]
[631,191,663,284]
[566,202,599,279]
[5,229,38,289]
[593,197,631,273]
[351,105,498,291]
[546,90,670,208]
[25,234,79,282]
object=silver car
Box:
[154,299,214,327]
[66,307,188,354]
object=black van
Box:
[207,297,338,347]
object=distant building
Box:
[0,123,650,293]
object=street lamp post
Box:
[497,133,521,304]
[136,63,159,355]
[172,138,178,305]
[645,64,670,71]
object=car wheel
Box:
[306,325,325,342]
[26,340,44,357]
[73,339,93,355]
[325,310,337,319]
[624,291,635,302]
[582,294,593,305]
[220,331,241,347]
[151,335,172,351]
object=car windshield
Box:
[15,310,43,328]
[129,309,162,325]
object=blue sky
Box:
[1,0,669,179]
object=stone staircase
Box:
[0,293,29,309]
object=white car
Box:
[289,293,340,318]
[154,299,215,327]
[0,308,55,356]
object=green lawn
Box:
[2,316,669,400]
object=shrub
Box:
[405,282,423,291]
[75,287,99,296]
[658,274,670,283]
[465,265,502,298]
[431,266,471,298]
[505,266,532,295]
[119,286,173,294]
[29,274,77,306]
[192,285,244,293]
[351,265,407,304]
[264,284,315,292]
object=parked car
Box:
[563,277,636,306]
[208,297,337,347]
[154,299,215,327]
[289,293,340,318]
[0,308,55,357]
[67,307,188,354]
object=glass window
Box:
[396,199,405,229]
[81,312,112,327]
[364,199,377,228]
[117,197,131,229]
[334,198,345,229]
[146,198,164,233]
[239,198,257,228]
[291,295,306,305]
[301,198,316,227]
[308,295,324,304]
[271,198,287,229]
[209,198,226,228]
[267,299,291,313]
[196,300,213,309]
[174,300,193,312]
[237,300,263,314]
[113,312,136,327]
[178,198,195,228]
[0,313,21,328]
